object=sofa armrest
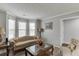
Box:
[34,39,43,46]
[62,46,71,56]
[9,40,15,48]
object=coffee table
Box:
[25,43,54,56]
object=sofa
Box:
[62,38,79,56]
[9,36,42,55]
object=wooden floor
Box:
[0,51,25,56]
[0,48,25,56]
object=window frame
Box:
[7,18,36,39]
[18,20,27,37]
[29,22,36,36]
[8,19,16,39]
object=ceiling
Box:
[0,3,79,19]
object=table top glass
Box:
[26,43,53,55]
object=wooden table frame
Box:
[0,44,10,56]
[25,43,54,56]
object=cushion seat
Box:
[15,40,38,47]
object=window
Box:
[8,19,15,39]
[18,21,26,37]
[8,19,36,38]
[29,22,35,36]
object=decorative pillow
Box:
[68,38,79,52]
[71,38,79,45]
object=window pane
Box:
[30,23,35,29]
[30,30,35,36]
[9,20,15,30]
[19,30,26,37]
[18,22,26,29]
[29,22,35,36]
[9,30,15,39]
[18,21,26,37]
[8,19,15,39]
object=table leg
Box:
[25,51,27,56]
[51,46,54,55]
[25,48,27,56]
[6,46,9,56]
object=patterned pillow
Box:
[71,38,79,45]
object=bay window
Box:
[8,18,36,39]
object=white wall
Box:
[0,10,6,30]
[42,19,61,47]
[0,10,6,42]
[42,11,79,47]
[63,18,79,43]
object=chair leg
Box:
[12,47,15,56]
[6,46,9,56]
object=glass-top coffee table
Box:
[25,43,54,56]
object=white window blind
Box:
[18,21,26,37]
[29,22,35,36]
[8,19,15,39]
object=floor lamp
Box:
[38,28,44,38]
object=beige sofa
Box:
[62,38,79,56]
[9,36,42,55]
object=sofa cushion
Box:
[62,46,71,56]
[13,36,38,43]
[13,39,39,51]
[15,40,38,47]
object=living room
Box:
[0,3,79,56]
